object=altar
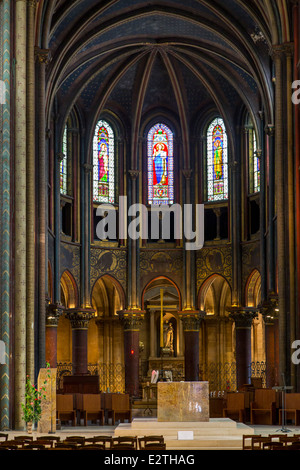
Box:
[157,381,210,422]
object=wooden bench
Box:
[250,389,277,425]
[223,392,246,422]
[279,394,300,426]
[56,394,76,426]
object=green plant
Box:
[21,363,51,424]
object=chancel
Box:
[1,0,300,451]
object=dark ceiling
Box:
[42,0,278,147]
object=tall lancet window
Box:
[93,120,115,204]
[60,125,69,195]
[207,117,228,202]
[249,127,260,193]
[147,123,174,205]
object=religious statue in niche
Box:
[162,321,174,356]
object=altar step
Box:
[114,418,252,450]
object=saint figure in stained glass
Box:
[207,117,228,202]
[148,123,174,205]
[93,120,115,204]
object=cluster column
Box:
[119,310,145,397]
[66,309,95,375]
[45,303,64,368]
[228,307,258,390]
[179,311,206,381]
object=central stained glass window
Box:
[93,120,115,204]
[147,123,174,205]
[207,117,228,202]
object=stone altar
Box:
[157,381,210,422]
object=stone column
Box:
[179,311,206,382]
[26,0,37,383]
[82,163,93,307]
[228,307,258,390]
[128,170,140,310]
[266,125,276,293]
[182,169,196,310]
[119,310,145,397]
[229,161,241,306]
[66,308,95,375]
[1,0,11,431]
[14,0,27,430]
[46,303,64,368]
[261,296,279,388]
[35,46,51,369]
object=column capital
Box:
[265,124,275,136]
[271,42,294,60]
[34,47,51,65]
[259,292,279,325]
[227,306,258,328]
[82,163,93,174]
[118,309,145,331]
[182,169,193,180]
[46,303,64,327]
[128,170,140,181]
[179,310,206,332]
[66,308,95,330]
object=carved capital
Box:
[46,303,64,327]
[179,310,206,332]
[128,170,140,181]
[66,308,95,330]
[265,124,275,136]
[227,306,258,328]
[259,293,279,325]
[182,169,193,180]
[83,163,93,174]
[118,310,145,331]
[34,47,51,65]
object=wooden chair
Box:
[13,435,33,442]
[138,436,165,450]
[78,444,106,450]
[279,393,300,425]
[37,436,60,446]
[223,393,246,422]
[63,436,86,445]
[279,436,300,446]
[112,436,138,450]
[242,434,261,450]
[109,394,132,424]
[85,436,112,448]
[82,394,104,426]
[251,436,270,450]
[56,394,76,426]
[262,441,284,450]
[250,389,277,425]
[23,442,46,450]
[0,433,8,441]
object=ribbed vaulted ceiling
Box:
[38,0,288,151]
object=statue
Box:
[163,321,174,351]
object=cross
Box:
[147,289,178,349]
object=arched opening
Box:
[141,276,184,382]
[198,275,234,392]
[246,270,265,365]
[90,275,126,393]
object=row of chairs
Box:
[243,434,300,450]
[0,434,166,450]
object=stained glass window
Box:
[147,123,174,205]
[93,120,115,204]
[249,127,260,193]
[60,125,68,195]
[207,118,228,202]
